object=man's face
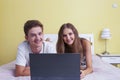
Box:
[25,26,43,48]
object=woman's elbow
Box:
[89,66,93,73]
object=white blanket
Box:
[0,55,120,80]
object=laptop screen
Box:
[30,53,80,80]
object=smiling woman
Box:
[56,23,93,79]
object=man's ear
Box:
[25,36,28,41]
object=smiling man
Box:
[15,20,56,76]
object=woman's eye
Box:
[69,33,73,35]
[63,35,67,37]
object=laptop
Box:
[30,53,80,80]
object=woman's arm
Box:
[80,39,93,78]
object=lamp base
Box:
[102,51,110,55]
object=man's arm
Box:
[15,65,30,77]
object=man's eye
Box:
[38,32,42,36]
[30,34,35,37]
[38,32,43,36]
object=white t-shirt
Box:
[15,41,56,66]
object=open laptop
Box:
[30,53,80,80]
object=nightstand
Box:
[96,54,120,67]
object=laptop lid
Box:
[30,53,80,80]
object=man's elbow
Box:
[15,70,23,77]
[15,69,30,76]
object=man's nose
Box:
[36,35,40,39]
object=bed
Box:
[0,34,120,80]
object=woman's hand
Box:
[80,70,86,79]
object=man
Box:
[15,20,56,76]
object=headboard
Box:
[44,34,94,54]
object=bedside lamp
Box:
[101,28,111,55]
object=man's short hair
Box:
[24,20,43,36]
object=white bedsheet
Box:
[83,55,120,80]
[0,55,120,80]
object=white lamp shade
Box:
[101,28,111,39]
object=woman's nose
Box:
[66,35,70,40]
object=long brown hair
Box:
[56,23,83,55]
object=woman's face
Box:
[63,28,75,45]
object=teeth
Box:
[35,40,40,43]
[36,41,39,43]
[35,38,43,43]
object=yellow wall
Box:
[0,0,120,65]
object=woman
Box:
[56,23,93,79]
